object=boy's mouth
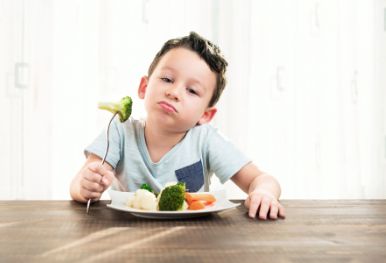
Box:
[158,101,178,113]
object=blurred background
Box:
[0,0,385,200]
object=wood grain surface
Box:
[0,200,385,263]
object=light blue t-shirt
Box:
[85,117,250,193]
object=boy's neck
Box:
[143,121,187,163]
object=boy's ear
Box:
[198,107,217,125]
[138,76,148,99]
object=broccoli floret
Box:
[140,183,154,193]
[158,182,186,211]
[98,96,133,122]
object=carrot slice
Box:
[188,200,206,210]
[185,192,194,204]
[185,192,216,205]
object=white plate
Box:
[107,189,240,219]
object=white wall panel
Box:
[0,0,52,199]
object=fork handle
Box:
[100,112,118,166]
[87,112,118,214]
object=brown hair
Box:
[148,32,228,107]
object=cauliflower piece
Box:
[127,189,157,211]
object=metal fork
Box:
[86,112,118,214]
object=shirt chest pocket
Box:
[175,160,204,192]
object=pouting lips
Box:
[158,101,177,113]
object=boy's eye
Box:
[161,77,173,83]
[187,87,198,95]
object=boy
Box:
[70,32,285,220]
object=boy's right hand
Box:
[70,154,115,203]
[77,161,115,202]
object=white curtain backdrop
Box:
[215,0,386,199]
[0,0,385,199]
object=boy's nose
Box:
[165,85,180,101]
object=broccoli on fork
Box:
[98,96,133,122]
[86,96,132,214]
[158,182,186,211]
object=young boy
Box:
[70,32,285,220]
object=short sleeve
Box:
[84,118,123,169]
[205,128,251,183]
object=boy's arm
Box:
[231,162,285,220]
[70,154,115,203]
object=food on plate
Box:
[158,182,188,211]
[185,192,216,204]
[98,96,133,122]
[126,182,217,211]
[185,192,216,210]
[140,183,155,194]
[187,200,206,210]
[127,189,157,211]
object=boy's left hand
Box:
[244,189,285,220]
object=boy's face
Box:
[138,47,217,133]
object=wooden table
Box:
[0,200,385,263]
